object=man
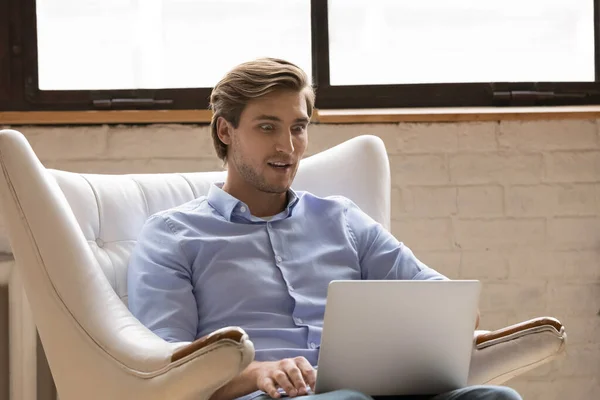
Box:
[127,58,521,400]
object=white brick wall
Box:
[5,118,600,399]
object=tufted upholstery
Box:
[50,134,391,307]
[52,171,227,306]
[0,129,565,400]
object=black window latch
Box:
[93,98,174,109]
[492,90,596,106]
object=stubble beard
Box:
[231,149,293,195]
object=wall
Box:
[0,119,598,400]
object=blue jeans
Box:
[255,386,521,400]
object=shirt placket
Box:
[265,221,305,326]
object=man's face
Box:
[223,89,310,194]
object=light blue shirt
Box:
[127,182,446,372]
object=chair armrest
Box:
[171,327,248,362]
[147,327,255,400]
[468,317,567,386]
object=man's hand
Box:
[254,357,316,398]
[209,358,316,400]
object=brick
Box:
[454,219,545,250]
[107,124,214,158]
[391,218,453,250]
[508,249,565,279]
[460,251,508,280]
[457,185,504,217]
[556,184,600,215]
[457,122,498,151]
[544,151,600,183]
[308,124,398,155]
[507,184,599,217]
[415,251,461,278]
[508,308,558,326]
[479,281,547,313]
[561,250,600,281]
[410,186,456,216]
[147,158,225,173]
[478,311,512,331]
[390,155,449,185]
[45,158,221,175]
[499,120,598,150]
[396,122,458,153]
[548,282,600,314]
[21,126,108,160]
[548,217,600,250]
[391,187,409,218]
[506,185,556,217]
[557,315,600,345]
[450,153,543,184]
[44,159,144,174]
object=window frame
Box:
[2,0,600,112]
[312,0,600,109]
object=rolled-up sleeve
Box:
[127,214,198,343]
[344,199,448,281]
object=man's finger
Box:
[272,370,297,397]
[295,357,317,391]
[285,363,308,395]
[260,377,280,399]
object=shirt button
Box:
[295,317,303,324]
[288,284,294,291]
[275,255,282,263]
[240,206,247,212]
[309,343,317,349]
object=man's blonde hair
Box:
[209,58,315,162]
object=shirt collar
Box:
[207,182,300,222]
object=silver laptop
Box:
[314,280,481,397]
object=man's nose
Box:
[275,131,295,154]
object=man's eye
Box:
[259,124,274,131]
[292,125,307,133]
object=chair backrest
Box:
[49,134,392,306]
[0,129,390,397]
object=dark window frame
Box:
[312,0,600,109]
[2,0,600,112]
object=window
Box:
[1,0,599,112]
[36,0,312,90]
[328,0,593,85]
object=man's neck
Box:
[222,180,288,218]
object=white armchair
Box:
[0,129,566,400]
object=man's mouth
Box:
[268,161,292,169]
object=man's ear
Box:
[216,117,233,145]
